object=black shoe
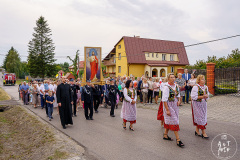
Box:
[176,139,184,147]
[129,126,134,131]
[95,110,99,113]
[116,105,118,109]
[201,134,209,139]
[86,117,90,120]
[63,126,66,129]
[90,118,94,120]
[110,115,115,117]
[74,114,77,117]
[163,134,173,141]
[195,131,201,137]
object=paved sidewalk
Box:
[137,95,240,124]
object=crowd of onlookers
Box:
[18,69,196,112]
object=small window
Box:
[113,55,116,63]
[162,54,166,61]
[171,66,174,73]
[156,53,158,58]
[152,53,154,57]
[118,53,121,60]
[118,66,121,73]
[118,45,121,49]
[170,55,174,61]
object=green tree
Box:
[59,62,70,73]
[19,61,29,79]
[3,47,21,78]
[67,50,79,78]
[27,16,56,78]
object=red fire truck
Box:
[3,73,16,86]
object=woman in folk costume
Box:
[162,73,184,148]
[157,78,167,127]
[121,80,137,131]
[191,75,209,139]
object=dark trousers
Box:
[138,91,143,102]
[22,91,28,105]
[148,90,153,103]
[45,95,48,116]
[84,102,93,119]
[40,95,45,108]
[105,96,110,105]
[73,99,77,116]
[183,89,190,103]
[93,95,101,111]
[109,97,116,116]
[47,105,53,118]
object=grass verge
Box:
[0,87,10,101]
[0,105,70,160]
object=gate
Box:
[215,66,240,94]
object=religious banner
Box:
[84,47,102,83]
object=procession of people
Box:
[18,68,210,148]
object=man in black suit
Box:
[70,79,80,117]
[93,84,103,113]
[108,79,118,117]
[81,80,95,120]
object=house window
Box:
[152,53,154,57]
[147,53,149,57]
[170,54,174,61]
[171,66,174,73]
[113,55,116,63]
[156,53,158,58]
[162,54,166,61]
[118,45,121,49]
[119,53,121,60]
[118,66,121,73]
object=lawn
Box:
[0,87,10,101]
[0,105,81,159]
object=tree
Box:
[67,50,79,78]
[3,47,21,78]
[27,16,56,78]
[59,62,70,73]
[186,48,240,69]
[19,61,29,79]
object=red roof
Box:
[79,61,84,68]
[122,36,189,65]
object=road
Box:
[0,73,239,160]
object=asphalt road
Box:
[0,73,239,160]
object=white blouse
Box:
[123,88,137,103]
[162,83,180,102]
[191,84,209,101]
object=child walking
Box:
[46,90,55,121]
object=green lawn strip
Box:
[0,87,11,101]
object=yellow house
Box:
[103,36,189,78]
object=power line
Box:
[105,34,240,59]
[0,34,239,60]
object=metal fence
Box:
[215,67,240,94]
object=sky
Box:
[0,0,240,66]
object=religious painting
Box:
[84,47,102,82]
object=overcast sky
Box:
[0,0,239,66]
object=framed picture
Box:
[84,47,102,83]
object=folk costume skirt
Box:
[191,100,207,129]
[163,98,180,131]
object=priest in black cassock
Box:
[56,76,73,129]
